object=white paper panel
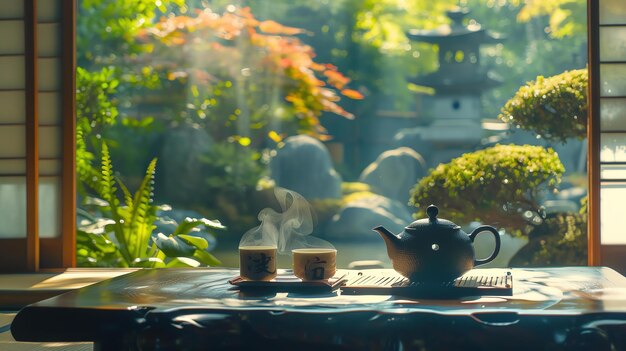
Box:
[39,126,61,158]
[38,91,61,124]
[600,0,626,25]
[0,1,24,19]
[601,98,626,131]
[37,0,61,22]
[0,21,24,55]
[0,91,25,123]
[38,58,61,91]
[0,56,25,90]
[37,23,60,57]
[601,165,626,180]
[0,125,25,158]
[601,183,626,244]
[601,133,626,162]
[39,159,60,175]
[601,64,626,97]
[0,159,25,174]
[0,177,26,238]
[39,176,60,238]
[600,27,626,62]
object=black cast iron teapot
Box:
[373,205,501,281]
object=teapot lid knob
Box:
[427,205,439,221]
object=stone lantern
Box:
[407,8,504,160]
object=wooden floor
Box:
[1,313,93,351]
[0,268,137,350]
[0,268,137,309]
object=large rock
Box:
[324,194,413,241]
[160,124,213,204]
[270,135,342,199]
[393,127,428,154]
[359,147,426,204]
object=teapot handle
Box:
[469,226,501,266]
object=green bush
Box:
[499,69,587,143]
[77,143,224,268]
[202,141,267,196]
[509,213,587,266]
[410,144,564,235]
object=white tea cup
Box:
[292,248,337,281]
[239,246,277,281]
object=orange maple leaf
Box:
[259,20,306,35]
[341,89,364,100]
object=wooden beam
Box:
[0,240,27,273]
[25,0,39,272]
[587,0,601,266]
[601,245,626,275]
[61,0,77,268]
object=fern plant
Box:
[77,142,225,268]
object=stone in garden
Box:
[393,127,429,155]
[556,186,587,205]
[324,194,413,241]
[269,135,342,199]
[542,199,580,214]
[160,123,213,204]
[359,147,426,203]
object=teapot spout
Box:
[373,226,399,255]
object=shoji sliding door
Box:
[0,0,75,272]
[589,0,626,272]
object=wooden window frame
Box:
[587,0,626,271]
[587,0,601,265]
[0,0,76,272]
[0,1,612,271]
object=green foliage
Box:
[76,67,121,193]
[138,6,362,142]
[272,0,588,126]
[499,69,587,143]
[77,0,172,186]
[77,142,225,267]
[76,67,119,128]
[509,213,587,266]
[202,141,268,195]
[78,0,183,67]
[454,0,586,119]
[410,144,565,235]
[514,0,586,38]
[191,140,269,233]
[76,208,122,267]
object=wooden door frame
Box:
[587,0,601,265]
[0,0,76,272]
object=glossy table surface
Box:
[10,267,626,350]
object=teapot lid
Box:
[405,205,460,231]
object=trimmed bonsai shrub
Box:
[509,212,587,266]
[410,144,565,236]
[499,68,587,143]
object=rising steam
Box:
[239,187,334,253]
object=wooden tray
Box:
[229,273,348,292]
[340,269,513,298]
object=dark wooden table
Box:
[10,267,626,351]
